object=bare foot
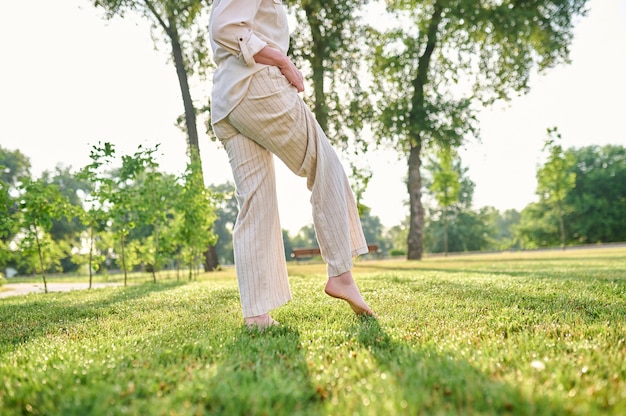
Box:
[325,271,373,316]
[245,313,279,330]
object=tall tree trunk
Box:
[89,223,94,289]
[121,235,128,287]
[443,210,449,256]
[204,245,219,271]
[407,144,424,259]
[406,3,442,260]
[558,200,566,249]
[153,222,159,282]
[34,226,48,294]
[168,17,219,271]
[168,18,201,166]
[305,3,329,131]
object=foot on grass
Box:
[325,271,373,316]
[245,313,279,330]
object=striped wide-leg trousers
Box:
[213,66,368,318]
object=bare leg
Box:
[325,271,373,315]
[245,313,280,330]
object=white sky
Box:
[1,0,625,233]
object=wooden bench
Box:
[291,244,379,260]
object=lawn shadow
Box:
[0,280,186,355]
[351,317,560,415]
[201,324,322,415]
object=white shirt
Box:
[209,0,290,123]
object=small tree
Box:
[0,179,16,270]
[536,127,576,249]
[15,178,72,292]
[428,146,461,256]
[73,201,108,289]
[174,160,217,280]
[369,0,589,259]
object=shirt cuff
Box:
[237,33,267,67]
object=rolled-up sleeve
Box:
[210,0,267,67]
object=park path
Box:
[0,282,122,299]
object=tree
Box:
[0,179,16,270]
[427,146,461,255]
[0,146,31,269]
[290,224,318,251]
[536,127,576,249]
[78,146,117,286]
[514,200,559,249]
[492,208,521,251]
[369,0,589,259]
[91,0,211,164]
[286,1,371,137]
[207,182,237,265]
[174,160,218,280]
[126,146,179,282]
[422,150,495,254]
[386,219,409,256]
[515,144,626,248]
[81,142,138,285]
[41,166,91,272]
[14,178,72,292]
[285,0,374,203]
[565,145,626,243]
[91,0,222,272]
[0,146,31,187]
[359,210,389,255]
[75,202,108,289]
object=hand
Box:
[279,58,305,92]
[253,46,305,92]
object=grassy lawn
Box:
[1,247,624,415]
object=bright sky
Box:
[1,0,625,233]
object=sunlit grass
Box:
[1,247,625,415]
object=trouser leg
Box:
[220,133,291,318]
[226,66,368,277]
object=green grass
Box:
[1,247,625,415]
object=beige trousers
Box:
[213,66,368,318]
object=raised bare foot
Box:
[325,271,373,316]
[245,313,279,330]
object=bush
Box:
[389,248,406,257]
[0,272,6,287]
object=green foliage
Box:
[207,182,237,265]
[0,147,31,270]
[517,144,626,248]
[91,0,212,165]
[285,0,374,209]
[92,0,212,77]
[368,0,588,259]
[0,146,31,186]
[386,220,409,255]
[425,207,497,253]
[174,160,218,279]
[429,146,461,208]
[360,210,392,255]
[39,166,92,273]
[536,127,576,248]
[289,224,318,250]
[537,128,577,204]
[423,149,496,254]
[0,180,15,255]
[1,248,625,414]
[13,177,73,291]
[565,145,626,243]
[78,143,219,282]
